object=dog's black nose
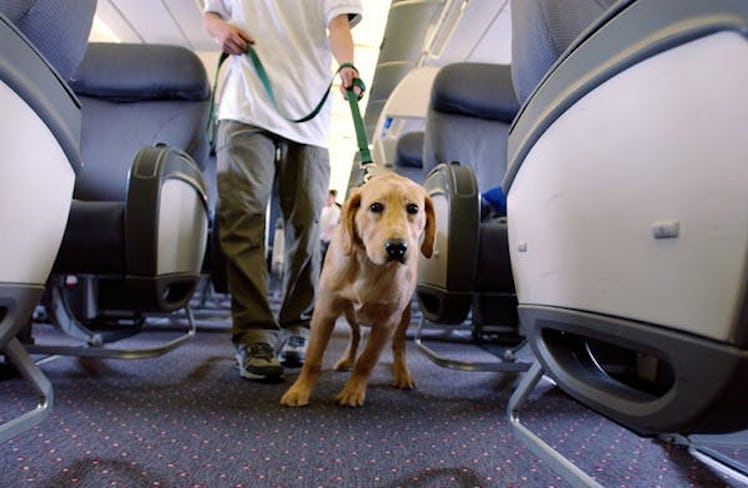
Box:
[385,238,408,263]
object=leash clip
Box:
[361,162,387,183]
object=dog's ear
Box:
[340,188,361,255]
[420,193,436,258]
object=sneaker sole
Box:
[279,351,305,367]
[235,356,283,380]
[238,367,283,380]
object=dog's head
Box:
[340,172,435,266]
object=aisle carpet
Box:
[0,304,741,487]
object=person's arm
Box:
[328,14,362,97]
[203,11,254,55]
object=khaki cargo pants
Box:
[215,120,329,348]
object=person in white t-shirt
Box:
[319,189,342,265]
[203,0,363,381]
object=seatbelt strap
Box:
[207,45,373,170]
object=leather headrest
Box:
[69,42,209,102]
[431,63,519,123]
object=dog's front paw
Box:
[393,370,415,389]
[393,363,415,389]
[335,385,366,407]
[280,384,311,407]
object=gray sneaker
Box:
[236,343,283,380]
[279,329,309,367]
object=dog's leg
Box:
[334,309,360,372]
[335,321,394,407]
[280,315,336,407]
[392,302,415,389]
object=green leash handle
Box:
[207,46,372,166]
[345,78,373,165]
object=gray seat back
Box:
[506,0,748,436]
[0,0,95,443]
[422,62,519,191]
[0,0,94,81]
[69,42,211,201]
[510,0,616,104]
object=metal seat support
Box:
[507,361,602,488]
[0,338,53,443]
[414,316,531,373]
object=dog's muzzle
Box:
[384,238,408,264]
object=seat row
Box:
[378,0,748,483]
[0,0,215,441]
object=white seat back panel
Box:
[0,82,75,284]
[157,179,208,275]
[507,32,748,343]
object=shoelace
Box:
[246,343,274,360]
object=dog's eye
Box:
[406,203,419,215]
[369,202,384,213]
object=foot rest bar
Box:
[26,307,196,360]
[414,317,531,373]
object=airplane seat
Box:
[0,0,96,441]
[32,42,211,359]
[503,0,748,484]
[414,62,528,371]
[392,131,425,183]
[416,62,519,325]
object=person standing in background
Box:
[203,0,364,380]
[319,189,342,266]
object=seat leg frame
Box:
[414,316,531,372]
[0,338,53,443]
[507,361,603,487]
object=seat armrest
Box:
[416,162,480,324]
[125,144,209,311]
[126,143,208,274]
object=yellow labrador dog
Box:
[281,172,435,407]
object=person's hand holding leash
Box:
[338,65,362,99]
[204,12,254,55]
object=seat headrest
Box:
[395,131,424,168]
[510,0,616,103]
[0,0,96,81]
[69,42,210,102]
[430,63,519,123]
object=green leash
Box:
[207,45,373,167]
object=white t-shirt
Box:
[204,0,363,148]
[319,203,341,243]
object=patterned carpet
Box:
[0,300,743,487]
